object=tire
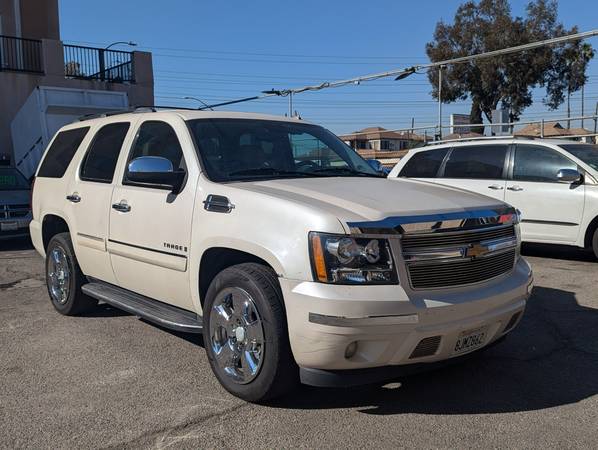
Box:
[203,263,298,403]
[590,227,598,259]
[45,232,97,315]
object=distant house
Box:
[441,131,485,141]
[337,127,429,169]
[339,127,429,151]
[515,122,596,143]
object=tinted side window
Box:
[513,145,577,182]
[37,127,90,178]
[443,145,508,179]
[125,121,184,182]
[80,123,130,183]
[399,148,449,178]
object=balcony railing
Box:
[63,44,134,83]
[0,35,44,74]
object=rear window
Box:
[399,148,449,177]
[37,127,90,178]
[80,123,130,183]
[442,145,508,179]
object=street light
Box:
[105,41,138,50]
[394,66,417,80]
[184,96,214,110]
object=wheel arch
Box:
[42,214,71,251]
[584,215,598,248]
[197,246,282,309]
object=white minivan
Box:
[389,138,598,258]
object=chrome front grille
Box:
[401,225,515,251]
[402,225,518,290]
[0,204,30,219]
[408,249,517,289]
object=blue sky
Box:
[59,0,598,135]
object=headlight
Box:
[309,232,398,284]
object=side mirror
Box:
[127,156,185,193]
[556,168,582,184]
[366,159,389,175]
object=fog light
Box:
[345,341,358,359]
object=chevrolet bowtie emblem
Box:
[465,242,491,258]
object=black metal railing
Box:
[63,44,134,83]
[0,35,44,73]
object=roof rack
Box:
[77,105,200,122]
[425,135,537,145]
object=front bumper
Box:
[299,335,507,388]
[280,258,532,375]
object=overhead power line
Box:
[63,39,427,60]
[271,29,598,96]
[190,28,598,121]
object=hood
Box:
[232,177,506,224]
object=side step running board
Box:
[82,282,203,334]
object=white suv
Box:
[389,138,598,259]
[30,110,532,402]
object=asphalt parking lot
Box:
[1,239,598,449]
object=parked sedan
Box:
[0,167,32,239]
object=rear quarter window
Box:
[37,127,90,178]
[399,148,449,177]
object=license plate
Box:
[1,222,18,231]
[453,326,488,355]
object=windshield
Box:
[559,144,598,171]
[187,119,380,182]
[0,168,29,190]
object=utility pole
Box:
[594,102,598,135]
[289,92,293,117]
[438,65,444,139]
[567,91,571,129]
[581,84,585,129]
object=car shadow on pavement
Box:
[270,285,598,415]
[521,242,595,262]
[0,236,34,252]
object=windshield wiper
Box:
[227,167,324,178]
[313,167,385,178]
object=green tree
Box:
[545,40,595,128]
[425,0,593,133]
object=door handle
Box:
[488,184,504,190]
[112,202,131,213]
[507,185,524,191]
[66,194,81,203]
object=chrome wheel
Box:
[47,246,71,304]
[209,287,265,384]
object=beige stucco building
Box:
[0,0,154,161]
